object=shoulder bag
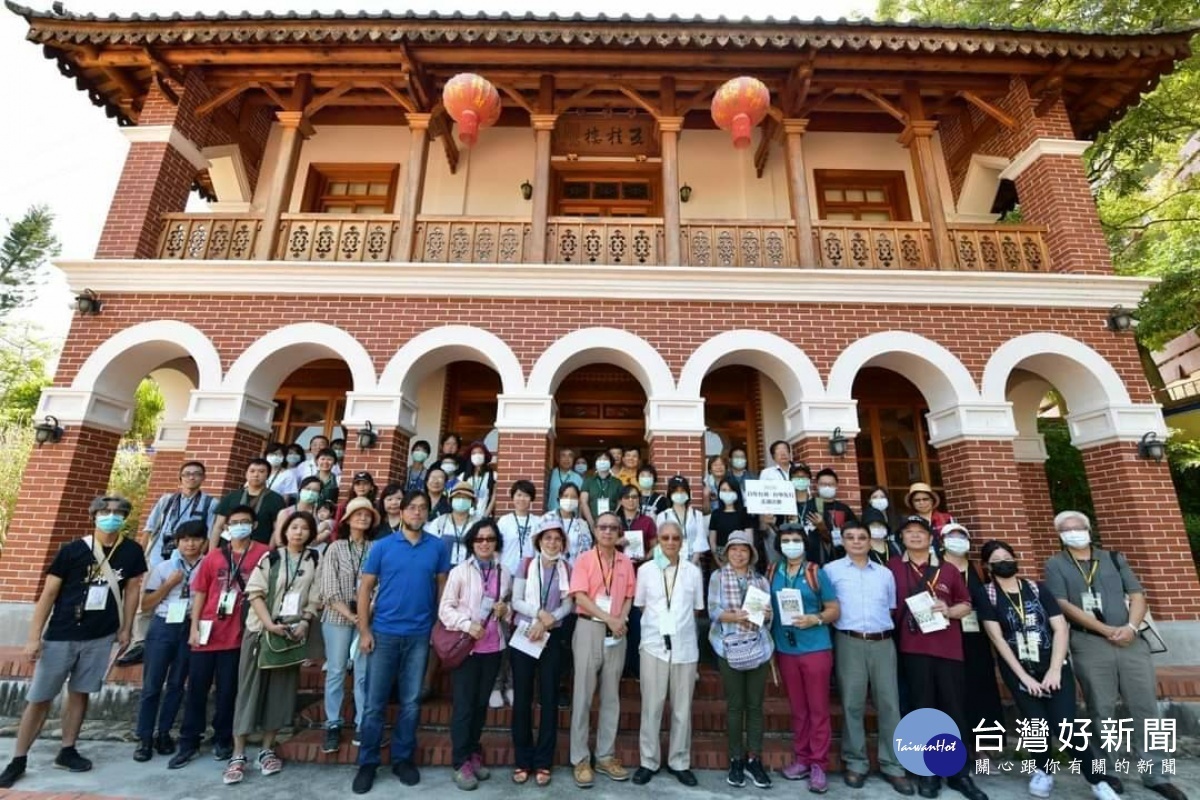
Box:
[258,554,309,670]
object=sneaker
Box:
[454,761,479,791]
[323,726,341,754]
[352,736,362,747]
[1029,770,1054,799]
[746,756,772,788]
[0,757,27,789]
[352,765,376,794]
[168,748,198,769]
[54,746,93,773]
[489,689,504,709]
[258,749,283,776]
[595,757,630,781]
[393,760,421,786]
[503,688,514,706]
[470,752,490,781]
[573,761,595,788]
[781,760,810,781]
[154,732,176,755]
[1093,783,1121,800]
[223,756,247,785]
[809,765,828,794]
[134,738,154,762]
[728,758,746,788]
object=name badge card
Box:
[597,498,610,514]
[197,619,213,645]
[166,599,188,624]
[596,595,612,615]
[85,585,109,611]
[1016,631,1039,662]
[1081,591,1103,616]
[961,610,980,633]
[281,591,301,618]
[658,604,678,636]
[480,596,496,619]
[218,589,238,616]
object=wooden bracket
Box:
[375,81,418,114]
[856,88,909,125]
[429,105,460,175]
[495,82,535,115]
[754,116,783,178]
[616,84,662,119]
[957,90,1016,130]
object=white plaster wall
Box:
[285,126,413,213]
[250,125,283,212]
[420,126,535,217]
[414,365,447,456]
[803,132,923,222]
[678,129,791,221]
[759,373,787,469]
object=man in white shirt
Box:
[759,440,792,484]
[632,520,705,787]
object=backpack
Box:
[766,560,820,593]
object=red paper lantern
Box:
[442,73,502,147]
[711,77,771,150]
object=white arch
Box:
[71,320,222,399]
[982,333,1131,414]
[677,330,825,406]
[222,323,377,398]
[378,326,525,396]
[526,328,676,398]
[826,331,980,411]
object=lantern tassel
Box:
[457,109,480,147]
[732,113,752,149]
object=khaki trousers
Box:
[638,652,697,771]
[570,617,626,765]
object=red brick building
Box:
[2,5,1197,662]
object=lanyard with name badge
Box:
[1070,552,1104,617]
[1002,581,1040,663]
[166,557,199,624]
[659,562,679,648]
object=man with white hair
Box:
[1043,510,1186,800]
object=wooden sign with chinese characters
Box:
[553,114,659,157]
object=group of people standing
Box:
[0,435,1185,800]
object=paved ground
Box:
[0,741,1197,800]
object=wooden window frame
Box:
[814,169,912,221]
[301,163,400,215]
[854,403,942,510]
[271,393,346,445]
[552,162,661,217]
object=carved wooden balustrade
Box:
[156,214,262,260]
[277,214,401,262]
[413,217,532,263]
[680,221,798,267]
[946,224,1049,272]
[545,217,665,266]
[813,221,935,269]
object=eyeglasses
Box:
[406,505,429,513]
[181,471,204,478]
[596,525,621,532]
[658,535,682,542]
[475,537,498,543]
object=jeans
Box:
[1000,662,1101,782]
[135,616,191,740]
[717,657,769,760]
[357,632,429,768]
[451,651,502,768]
[178,648,240,751]
[323,621,370,730]
[511,628,564,770]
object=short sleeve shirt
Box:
[215,488,287,545]
[770,565,836,654]
[45,536,147,642]
[569,548,636,611]
[1044,548,1141,628]
[976,579,1062,676]
[364,531,452,637]
[190,542,269,652]
[635,559,705,664]
[582,474,623,519]
[144,554,203,620]
[889,554,971,661]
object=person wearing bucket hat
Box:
[708,530,774,790]
[938,523,1003,755]
[904,483,953,548]
[456,441,497,518]
[427,483,481,567]
[888,517,982,800]
[318,496,380,754]
[334,472,378,531]
[509,518,575,786]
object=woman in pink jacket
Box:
[438,519,513,791]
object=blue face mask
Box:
[95,513,125,535]
[652,545,670,571]
[573,464,587,475]
[227,522,254,540]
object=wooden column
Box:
[782,118,817,266]
[255,110,309,260]
[528,113,557,264]
[900,120,951,269]
[393,112,432,261]
[659,116,684,266]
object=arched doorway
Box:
[702,365,765,466]
[271,359,352,446]
[852,367,944,510]
[553,364,647,466]
[440,361,503,447]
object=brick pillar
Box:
[184,426,269,497]
[791,436,862,511]
[937,440,1032,557]
[649,434,705,492]
[1017,461,1060,572]
[338,429,411,495]
[0,426,122,602]
[96,71,217,259]
[137,449,188,530]
[493,432,548,517]
[1080,443,1200,622]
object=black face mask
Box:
[990,560,1019,579]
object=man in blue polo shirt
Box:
[352,489,450,795]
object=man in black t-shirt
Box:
[209,458,287,547]
[0,495,147,789]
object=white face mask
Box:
[869,525,889,541]
[780,541,806,560]
[731,457,747,470]
[441,461,459,474]
[1059,529,1091,549]
[671,492,689,506]
[817,485,837,500]
[870,497,889,512]
[451,497,473,514]
[266,453,284,467]
[559,498,579,513]
[470,453,486,467]
[595,459,611,473]
[943,537,970,556]
[719,490,738,505]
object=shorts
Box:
[27,635,117,702]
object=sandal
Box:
[223,756,247,785]
[536,769,552,786]
[513,768,531,784]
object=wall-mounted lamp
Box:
[1137,431,1165,462]
[679,183,692,203]
[1106,305,1135,332]
[34,415,64,446]
[520,180,533,201]
[357,421,379,450]
[828,426,849,457]
[74,289,102,315]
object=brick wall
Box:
[1017,461,1061,572]
[1080,443,1200,621]
[937,440,1033,559]
[0,426,122,601]
[137,449,187,531]
[649,434,706,496]
[791,436,861,511]
[183,425,268,498]
[493,432,549,517]
[338,428,410,496]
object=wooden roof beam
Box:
[615,84,661,119]
[495,82,535,115]
[855,88,908,125]
[374,81,417,113]
[1028,58,1074,97]
[302,81,357,117]
[798,86,838,116]
[396,42,432,111]
[196,79,257,117]
[429,106,459,174]
[754,115,782,178]
[957,90,1016,129]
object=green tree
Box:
[0,324,54,423]
[128,378,165,442]
[0,206,60,317]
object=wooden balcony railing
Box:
[681,221,799,267]
[814,221,935,269]
[545,218,665,266]
[277,214,402,262]
[947,224,1049,272]
[1158,377,1200,407]
[157,213,262,260]
[414,217,532,264]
